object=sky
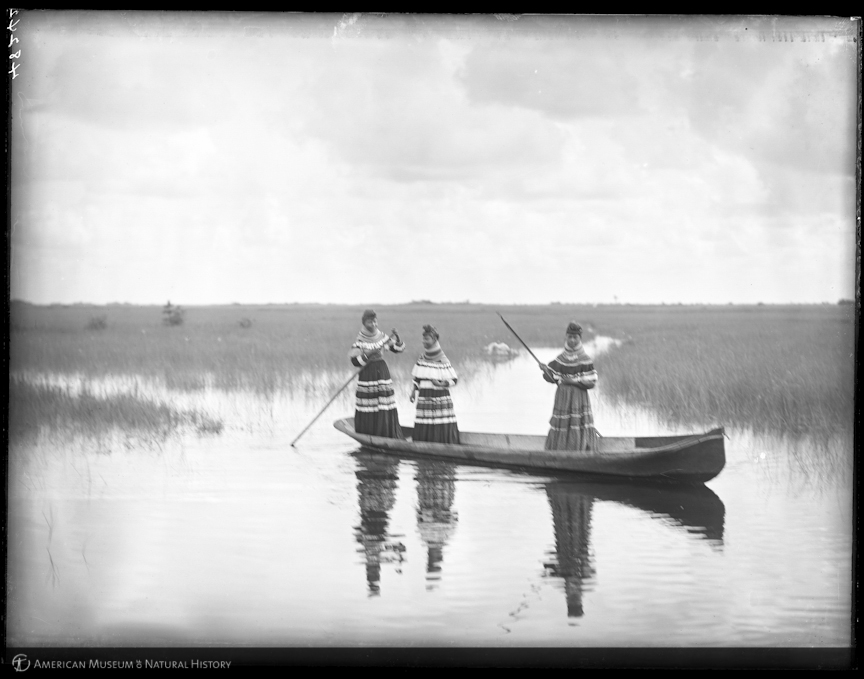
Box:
[8,12,860,305]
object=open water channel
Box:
[6,339,854,651]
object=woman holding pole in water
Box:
[539,321,599,452]
[498,313,598,453]
[348,309,405,439]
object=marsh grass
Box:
[738,428,854,492]
[8,377,224,442]
[596,306,856,439]
[9,301,857,439]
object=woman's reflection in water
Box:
[543,484,595,618]
[353,452,402,597]
[543,479,725,618]
[414,461,458,590]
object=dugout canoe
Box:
[334,417,726,483]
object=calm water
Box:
[6,343,854,648]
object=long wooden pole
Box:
[290,370,361,447]
[496,312,544,366]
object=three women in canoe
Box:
[539,321,599,453]
[348,311,595,452]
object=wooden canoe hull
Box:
[333,418,726,483]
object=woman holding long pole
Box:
[498,313,598,453]
[348,309,406,439]
[539,321,599,453]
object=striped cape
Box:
[350,328,404,366]
[547,344,597,389]
[411,344,458,388]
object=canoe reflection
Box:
[352,448,725,617]
[543,478,725,618]
[564,479,726,545]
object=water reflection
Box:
[351,446,726,620]
[544,483,595,617]
[542,479,725,617]
[414,461,458,590]
[353,452,403,597]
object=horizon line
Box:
[9,299,858,308]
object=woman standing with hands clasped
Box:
[348,309,405,439]
[539,321,599,453]
[409,325,460,444]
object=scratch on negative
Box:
[42,509,53,543]
[47,547,59,584]
[16,93,30,143]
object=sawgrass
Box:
[8,377,224,442]
[595,305,857,437]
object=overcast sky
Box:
[8,13,859,305]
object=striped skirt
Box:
[545,385,598,453]
[412,387,460,444]
[354,360,404,439]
